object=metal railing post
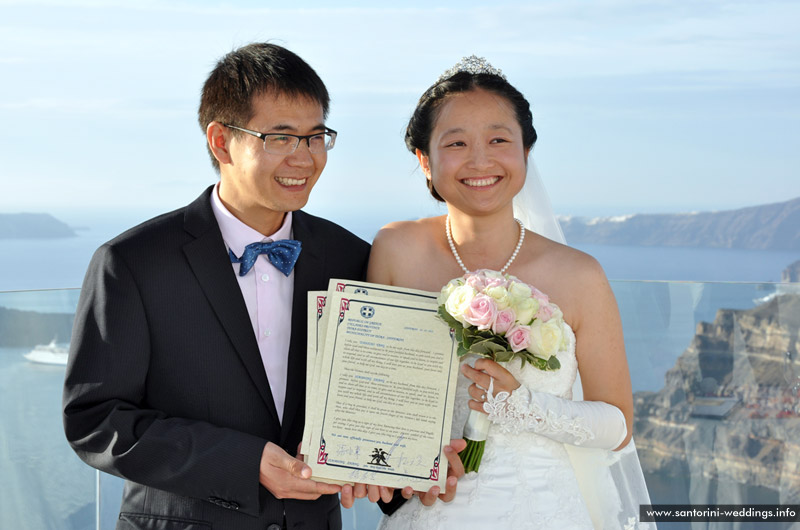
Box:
[95,469,101,530]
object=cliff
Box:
[0,213,76,239]
[783,260,800,283]
[0,307,74,347]
[633,293,800,499]
[560,196,800,250]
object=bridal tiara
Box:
[437,55,506,83]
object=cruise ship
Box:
[23,339,69,366]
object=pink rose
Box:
[536,303,554,322]
[506,324,532,352]
[462,293,498,330]
[492,308,515,335]
[465,274,486,292]
[483,276,506,289]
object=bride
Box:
[369,57,652,529]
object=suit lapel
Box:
[281,210,325,444]
[181,187,280,424]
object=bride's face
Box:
[418,88,528,216]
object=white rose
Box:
[484,286,511,310]
[527,319,564,359]
[438,278,463,305]
[444,285,477,325]
[512,297,539,326]
[508,281,533,303]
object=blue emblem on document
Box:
[354,288,369,295]
[360,306,375,319]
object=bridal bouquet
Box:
[437,269,566,473]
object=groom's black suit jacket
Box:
[63,186,370,530]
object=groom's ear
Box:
[207,121,233,166]
[416,149,432,179]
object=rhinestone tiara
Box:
[437,55,506,83]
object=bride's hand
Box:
[462,359,521,412]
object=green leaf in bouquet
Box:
[468,337,494,349]
[473,329,496,340]
[517,351,534,369]
[462,329,477,349]
[437,305,463,334]
[547,355,561,371]
[462,326,482,339]
[524,353,547,370]
[468,339,494,358]
[457,342,470,358]
[494,349,515,363]
[463,327,495,350]
[485,340,507,354]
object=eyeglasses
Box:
[223,124,337,155]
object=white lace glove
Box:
[483,380,627,450]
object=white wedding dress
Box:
[377,161,653,530]
[378,325,598,530]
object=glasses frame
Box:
[223,124,337,154]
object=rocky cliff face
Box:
[560,196,800,250]
[633,293,800,501]
[783,260,800,283]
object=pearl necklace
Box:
[445,215,525,275]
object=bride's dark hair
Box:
[406,71,537,201]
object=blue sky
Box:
[1,0,798,232]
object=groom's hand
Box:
[340,483,394,508]
[401,439,467,506]
[259,442,341,500]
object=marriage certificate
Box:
[302,280,458,492]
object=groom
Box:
[62,43,369,529]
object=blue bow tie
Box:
[229,239,302,277]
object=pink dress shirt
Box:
[211,183,293,423]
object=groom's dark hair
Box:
[198,42,330,171]
[406,71,537,201]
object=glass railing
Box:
[2,281,798,529]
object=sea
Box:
[1,210,797,294]
[1,212,798,529]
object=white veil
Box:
[513,160,655,530]
[512,159,565,244]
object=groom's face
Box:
[217,92,328,235]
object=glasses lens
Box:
[308,132,336,153]
[263,135,298,155]
[323,131,336,151]
[307,134,327,153]
[261,132,336,154]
